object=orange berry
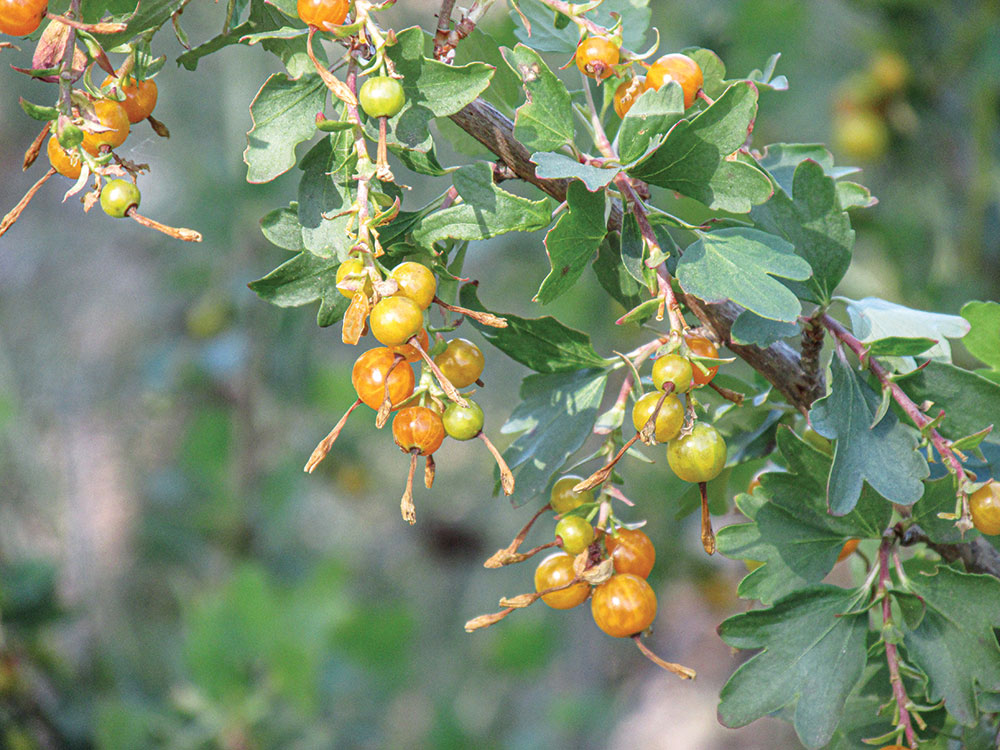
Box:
[646,53,703,109]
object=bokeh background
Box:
[1,0,998,747]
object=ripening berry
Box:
[652,354,693,393]
[0,0,47,36]
[575,37,619,80]
[391,327,429,363]
[392,406,445,456]
[667,423,727,483]
[103,75,158,123]
[47,137,82,179]
[555,515,595,555]
[605,527,655,578]
[370,296,424,347]
[550,475,594,514]
[685,335,719,386]
[613,76,645,118]
[335,257,371,299]
[591,574,657,637]
[833,110,889,162]
[99,179,140,218]
[351,347,415,410]
[442,400,484,441]
[81,100,130,155]
[433,338,484,388]
[837,539,860,562]
[390,261,436,309]
[297,0,350,29]
[631,391,684,443]
[645,53,703,109]
[359,76,406,119]
[534,552,590,609]
[970,480,1000,535]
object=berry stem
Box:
[0,169,56,238]
[375,353,406,428]
[424,454,436,489]
[707,380,744,406]
[464,606,516,632]
[574,433,641,493]
[878,535,917,747]
[304,397,363,473]
[408,335,470,408]
[821,314,972,531]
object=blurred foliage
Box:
[0,0,998,748]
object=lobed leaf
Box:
[244,73,327,184]
[809,353,929,514]
[536,181,608,303]
[627,83,772,213]
[676,227,812,323]
[503,45,574,154]
[248,251,348,327]
[718,585,871,749]
[459,284,611,373]
[499,370,609,505]
[412,163,551,246]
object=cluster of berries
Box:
[573,34,705,117]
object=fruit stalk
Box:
[878,536,917,747]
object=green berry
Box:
[100,179,141,219]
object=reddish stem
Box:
[879,537,917,747]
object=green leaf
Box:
[592,235,645,315]
[865,336,939,357]
[100,0,186,46]
[536,181,608,303]
[895,360,1000,444]
[809,353,929,514]
[843,296,970,371]
[499,370,609,505]
[718,429,891,604]
[458,284,611,373]
[910,477,966,544]
[502,45,574,153]
[755,143,860,195]
[260,204,303,251]
[751,158,856,304]
[718,585,870,749]
[961,300,1000,371]
[453,29,522,113]
[902,566,1000,726]
[531,152,618,192]
[730,310,801,346]
[297,132,356,258]
[511,0,650,54]
[627,83,772,213]
[412,163,551,246]
[377,26,493,158]
[244,73,326,184]
[676,227,812,322]
[616,82,686,165]
[248,251,349,327]
[19,98,58,121]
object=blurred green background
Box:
[0,0,998,747]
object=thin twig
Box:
[879,536,917,747]
[0,169,55,238]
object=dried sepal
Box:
[306,27,358,107]
[375,353,406,429]
[483,504,550,568]
[0,168,55,238]
[632,635,696,680]
[639,382,674,445]
[699,481,716,555]
[464,607,515,632]
[304,397,362,473]
[573,433,640,493]
[424,454,435,489]
[580,558,614,585]
[147,115,170,138]
[409,334,469,408]
[498,592,540,609]
[23,125,48,170]
[708,380,744,406]
[128,209,202,242]
[433,296,508,328]
[342,290,370,346]
[400,452,418,524]
[478,431,514,495]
